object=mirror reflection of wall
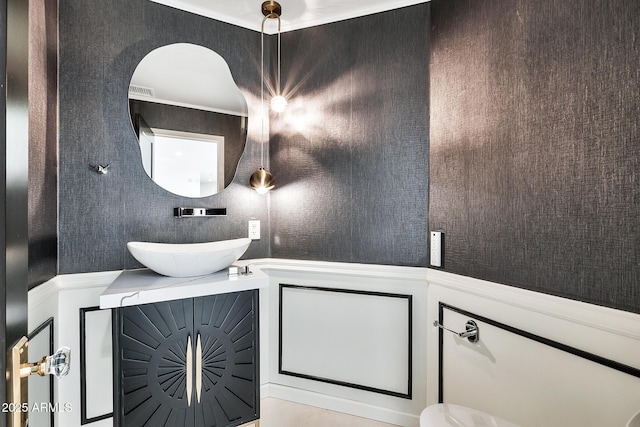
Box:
[137,122,224,198]
[128,43,248,198]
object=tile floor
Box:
[251,398,400,427]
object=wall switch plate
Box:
[430,231,443,267]
[248,220,260,240]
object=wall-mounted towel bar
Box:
[174,207,227,218]
[433,320,479,343]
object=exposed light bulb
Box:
[254,185,271,195]
[271,95,288,113]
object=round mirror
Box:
[128,43,248,198]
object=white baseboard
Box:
[261,383,420,427]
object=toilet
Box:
[420,404,522,427]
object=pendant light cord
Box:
[277,26,281,95]
[260,22,265,167]
[260,9,282,168]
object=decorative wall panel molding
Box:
[79,307,113,424]
[28,317,54,427]
[279,284,412,398]
[427,269,640,427]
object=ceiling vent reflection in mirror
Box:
[128,85,155,98]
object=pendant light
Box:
[249,167,275,194]
[263,1,287,113]
[250,1,283,194]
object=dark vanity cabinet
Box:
[113,290,259,427]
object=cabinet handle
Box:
[196,334,203,403]
[186,335,192,406]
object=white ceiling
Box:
[129,43,248,116]
[150,0,429,34]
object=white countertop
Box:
[99,266,268,309]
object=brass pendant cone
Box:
[250,168,275,194]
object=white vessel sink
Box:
[127,238,251,277]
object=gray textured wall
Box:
[269,4,430,266]
[58,0,270,273]
[28,0,57,289]
[59,2,430,272]
[430,0,640,313]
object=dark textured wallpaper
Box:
[430,0,640,313]
[269,4,430,266]
[58,1,429,273]
[28,0,58,289]
[58,0,270,273]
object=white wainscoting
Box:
[80,307,113,422]
[249,259,429,427]
[29,263,429,427]
[426,269,640,427]
[29,262,640,427]
[29,271,120,427]
[280,285,411,397]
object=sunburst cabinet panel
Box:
[114,290,259,427]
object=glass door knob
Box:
[20,346,71,378]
